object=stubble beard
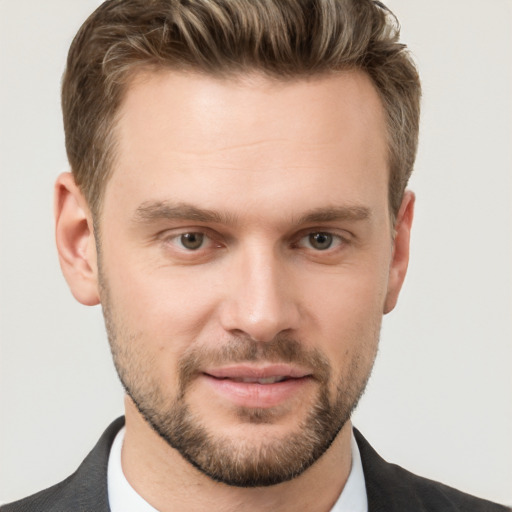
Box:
[99,275,378,487]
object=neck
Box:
[121,398,353,512]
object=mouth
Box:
[200,365,312,408]
[204,364,310,379]
[222,375,290,384]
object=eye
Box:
[308,232,333,250]
[177,232,206,250]
[159,229,224,262]
[298,232,343,251]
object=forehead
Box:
[118,68,387,153]
[104,69,389,221]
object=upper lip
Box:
[204,364,311,380]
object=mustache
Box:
[177,334,331,395]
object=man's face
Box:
[95,70,407,486]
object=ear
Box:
[54,172,100,306]
[384,190,415,314]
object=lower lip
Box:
[201,374,311,408]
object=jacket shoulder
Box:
[381,457,509,512]
[1,473,80,512]
[1,417,124,512]
[354,429,510,512]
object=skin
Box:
[55,70,414,512]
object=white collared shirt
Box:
[107,427,368,512]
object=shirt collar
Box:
[108,427,159,512]
[329,428,368,512]
[107,426,368,512]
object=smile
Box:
[227,376,289,384]
[204,363,311,380]
[200,365,312,408]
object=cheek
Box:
[300,263,389,357]
[103,254,225,348]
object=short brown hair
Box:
[62,0,421,219]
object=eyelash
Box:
[293,232,346,251]
[161,229,349,255]
[163,231,221,252]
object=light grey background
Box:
[1,0,511,506]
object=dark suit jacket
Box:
[2,417,509,511]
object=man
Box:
[2,0,509,511]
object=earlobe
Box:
[384,190,415,314]
[54,172,100,306]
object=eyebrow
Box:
[294,206,371,225]
[132,201,370,226]
[133,201,238,225]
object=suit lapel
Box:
[354,428,430,512]
[62,416,125,512]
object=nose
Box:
[219,245,301,342]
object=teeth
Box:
[231,376,287,384]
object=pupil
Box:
[181,233,204,250]
[310,232,332,250]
